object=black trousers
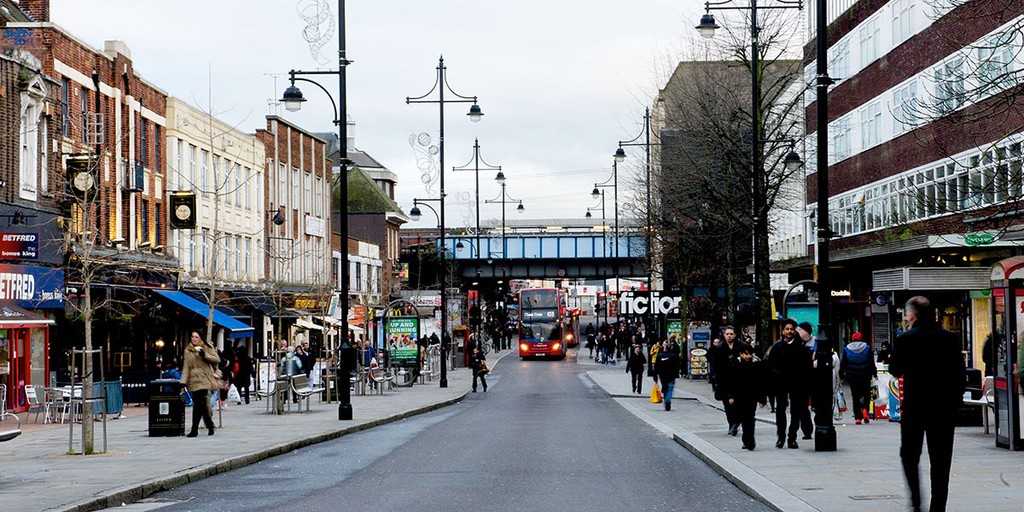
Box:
[473,372,488,391]
[775,388,812,442]
[849,379,871,420]
[722,398,739,427]
[736,399,758,448]
[900,414,955,512]
[630,371,644,393]
[190,389,214,432]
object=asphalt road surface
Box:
[119,350,770,512]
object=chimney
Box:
[18,0,50,22]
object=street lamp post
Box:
[585,189,607,259]
[698,0,832,451]
[406,56,483,389]
[409,197,449,388]
[592,162,618,310]
[614,107,660,293]
[277,0,353,421]
[485,172,524,259]
[453,139,501,261]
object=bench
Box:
[0,411,22,442]
[290,375,325,412]
[368,367,396,394]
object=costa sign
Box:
[618,291,681,316]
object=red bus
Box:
[518,288,569,359]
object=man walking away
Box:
[841,331,876,424]
[890,296,964,512]
[655,341,681,411]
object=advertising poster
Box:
[667,320,682,338]
[387,317,419,367]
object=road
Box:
[113,350,770,512]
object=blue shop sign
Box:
[0,263,64,309]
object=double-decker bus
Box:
[518,287,569,359]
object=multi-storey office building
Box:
[797,1,1024,373]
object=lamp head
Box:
[456,240,465,251]
[281,84,306,112]
[586,211,593,219]
[784,150,804,171]
[495,170,506,185]
[696,13,719,39]
[409,205,422,221]
[591,187,600,199]
[467,103,484,122]
[517,203,524,213]
[614,147,626,163]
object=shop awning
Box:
[153,290,255,339]
[294,317,321,331]
[0,303,55,328]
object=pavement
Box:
[1,346,1022,512]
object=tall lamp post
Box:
[409,197,449,388]
[697,0,832,451]
[406,56,483,389]
[587,191,608,326]
[453,139,501,260]
[614,107,660,293]
[278,0,353,421]
[485,171,524,259]
[592,162,618,307]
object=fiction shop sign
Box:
[618,291,682,317]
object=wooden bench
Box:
[290,375,325,412]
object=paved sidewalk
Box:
[0,350,511,512]
[577,348,1024,512]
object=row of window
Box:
[276,163,326,218]
[819,21,1021,166]
[174,140,254,210]
[176,231,255,282]
[822,139,1024,238]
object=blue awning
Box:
[153,290,254,339]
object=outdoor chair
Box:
[963,375,996,434]
[23,385,47,423]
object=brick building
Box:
[794,1,1024,370]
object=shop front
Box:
[0,303,55,412]
[987,257,1024,450]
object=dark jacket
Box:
[840,341,875,383]
[889,321,964,419]
[626,350,646,374]
[231,352,252,388]
[471,351,488,375]
[709,340,749,400]
[728,355,767,405]
[655,350,680,383]
[767,337,812,393]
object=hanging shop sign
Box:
[0,263,63,309]
[618,291,682,317]
[0,233,38,259]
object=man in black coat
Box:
[655,341,681,411]
[889,296,964,512]
[767,318,813,449]
[709,325,749,436]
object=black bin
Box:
[148,379,185,437]
[965,368,982,399]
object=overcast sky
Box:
[49,0,703,230]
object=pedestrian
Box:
[601,332,616,365]
[841,331,876,424]
[889,296,964,512]
[180,330,220,437]
[471,346,488,392]
[709,325,749,436]
[280,346,303,377]
[876,340,892,364]
[231,343,253,405]
[728,344,767,450]
[626,345,647,394]
[655,340,681,411]
[295,343,313,377]
[767,319,813,449]
[585,322,596,359]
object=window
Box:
[234,236,241,280]
[833,116,852,161]
[232,162,240,206]
[212,155,220,191]
[244,237,251,280]
[978,32,1017,92]
[60,77,70,137]
[155,203,162,246]
[19,77,45,201]
[291,168,300,211]
[304,172,312,213]
[80,86,88,144]
[315,176,323,216]
[860,101,882,149]
[244,167,251,209]
[892,0,915,47]
[200,150,209,191]
[188,144,197,190]
[140,118,148,169]
[278,163,287,206]
[893,80,919,135]
[141,200,150,244]
[201,228,210,273]
[155,125,161,172]
[828,40,849,82]
[935,58,965,113]
[859,17,880,67]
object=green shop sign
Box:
[964,233,997,246]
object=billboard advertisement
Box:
[386,316,420,367]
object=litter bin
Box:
[148,379,185,437]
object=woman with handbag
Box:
[471,346,488,393]
[180,331,221,437]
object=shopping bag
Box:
[650,383,663,403]
[835,384,847,412]
[227,384,242,404]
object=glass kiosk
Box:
[989,257,1024,450]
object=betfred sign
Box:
[618,291,681,316]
